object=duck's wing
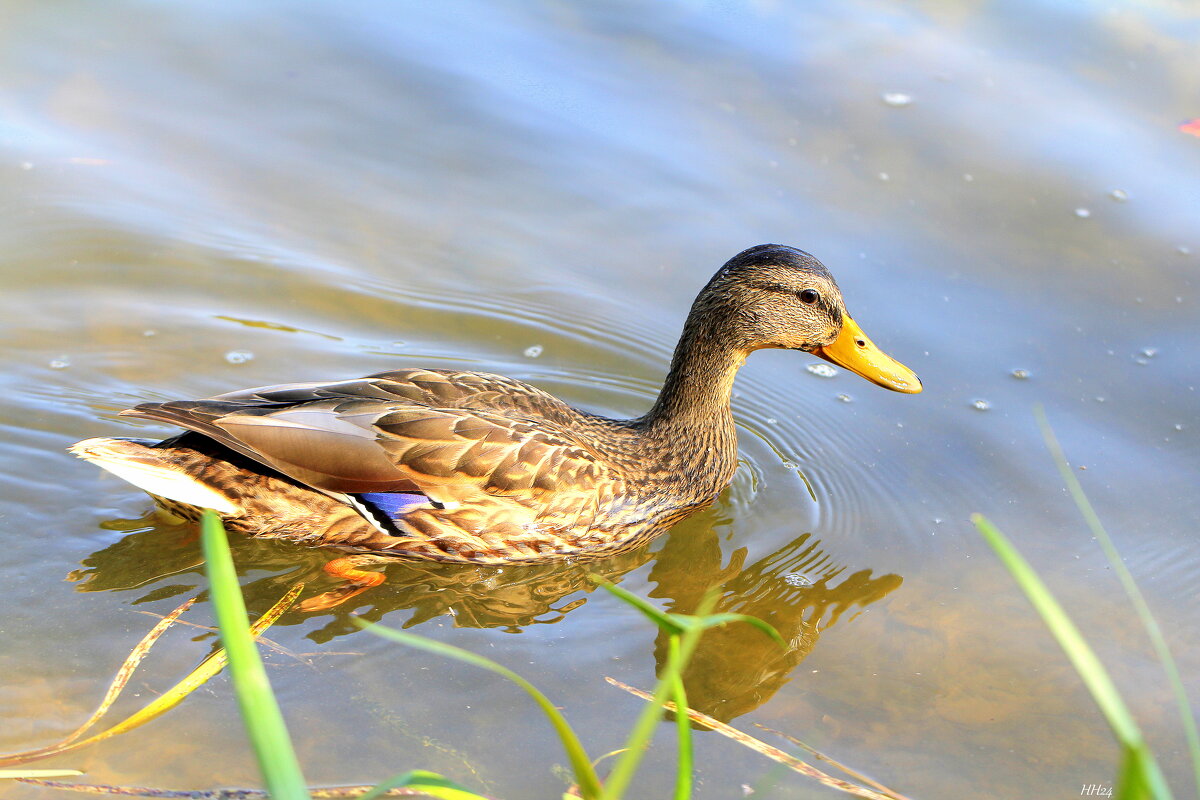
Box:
[207,368,582,423]
[120,375,624,517]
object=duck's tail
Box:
[69,437,242,515]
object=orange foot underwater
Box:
[298,556,387,612]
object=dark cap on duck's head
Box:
[721,243,833,275]
[691,244,922,394]
[704,244,840,299]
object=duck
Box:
[71,244,920,608]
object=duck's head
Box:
[697,244,922,394]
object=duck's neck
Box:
[637,315,747,473]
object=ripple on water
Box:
[732,371,938,549]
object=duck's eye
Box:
[799,289,820,305]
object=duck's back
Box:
[204,368,586,422]
[124,367,622,485]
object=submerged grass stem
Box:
[1036,408,1200,798]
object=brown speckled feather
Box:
[119,368,650,561]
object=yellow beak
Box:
[813,316,922,394]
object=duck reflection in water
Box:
[647,517,902,723]
[72,504,900,723]
[69,509,652,641]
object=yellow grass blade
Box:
[78,583,303,744]
[0,585,300,766]
[61,597,197,745]
[604,678,911,800]
[754,724,897,797]
[0,597,197,766]
[14,779,477,797]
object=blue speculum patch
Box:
[356,491,429,520]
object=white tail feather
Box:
[70,438,240,515]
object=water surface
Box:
[2,2,1198,798]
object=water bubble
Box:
[1133,347,1157,365]
[766,418,778,425]
[836,393,854,403]
[523,344,543,358]
[1174,423,1184,431]
[1177,245,1192,256]
[878,171,890,181]
[142,329,157,337]
[783,573,812,587]
[1109,189,1129,202]
[971,399,991,411]
[49,355,71,369]
[20,161,33,170]
[881,92,913,107]
[806,363,838,378]
[224,350,254,364]
[1074,207,1091,218]
[1010,368,1030,380]
[962,173,975,182]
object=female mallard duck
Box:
[72,245,919,606]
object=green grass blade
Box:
[592,577,686,636]
[667,637,692,800]
[355,620,603,800]
[692,613,786,649]
[599,641,686,800]
[1117,744,1161,800]
[974,514,1173,799]
[601,593,716,800]
[201,511,309,800]
[974,514,1139,740]
[1037,409,1200,798]
[1115,750,1138,800]
[358,769,490,800]
[593,580,784,648]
